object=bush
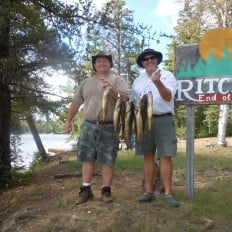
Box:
[176,127,186,139]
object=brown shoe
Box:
[76,185,94,205]
[101,186,113,204]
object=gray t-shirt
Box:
[73,75,128,121]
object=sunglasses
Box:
[142,56,157,62]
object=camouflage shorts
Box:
[77,121,119,166]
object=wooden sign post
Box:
[186,105,195,199]
[175,28,232,199]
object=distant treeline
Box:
[13,119,65,134]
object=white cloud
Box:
[152,0,183,30]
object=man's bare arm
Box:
[64,102,81,133]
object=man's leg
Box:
[76,161,95,205]
[160,156,180,207]
[138,154,155,202]
[101,164,114,203]
[160,156,172,195]
[102,164,114,186]
[144,154,156,193]
[82,161,95,183]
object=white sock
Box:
[82,182,91,186]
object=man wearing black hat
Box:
[131,48,180,207]
[64,51,128,204]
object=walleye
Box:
[124,101,132,147]
[102,87,110,126]
[113,98,121,137]
[120,101,126,139]
[134,99,143,142]
[147,91,153,131]
[140,93,148,133]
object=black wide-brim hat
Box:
[136,48,163,68]
[92,51,113,71]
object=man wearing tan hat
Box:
[64,51,128,204]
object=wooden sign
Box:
[175,28,232,104]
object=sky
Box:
[94,0,183,59]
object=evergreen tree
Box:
[0,0,100,189]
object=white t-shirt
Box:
[130,69,178,115]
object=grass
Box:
[173,152,232,173]
[57,197,72,208]
[50,150,144,172]
[2,138,232,232]
[193,179,232,218]
[116,150,143,171]
[11,169,34,185]
[194,154,232,172]
[54,148,232,230]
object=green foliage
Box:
[35,119,65,134]
[202,105,219,135]
[176,127,186,139]
[11,151,45,185]
[69,110,84,140]
[11,168,34,186]
[175,105,187,128]
[174,104,222,138]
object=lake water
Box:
[15,133,74,168]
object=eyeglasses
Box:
[142,56,156,62]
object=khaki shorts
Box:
[77,121,119,166]
[135,115,177,157]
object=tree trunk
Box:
[0,0,12,190]
[217,104,229,146]
[26,114,47,158]
[217,3,230,147]
[0,84,12,189]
